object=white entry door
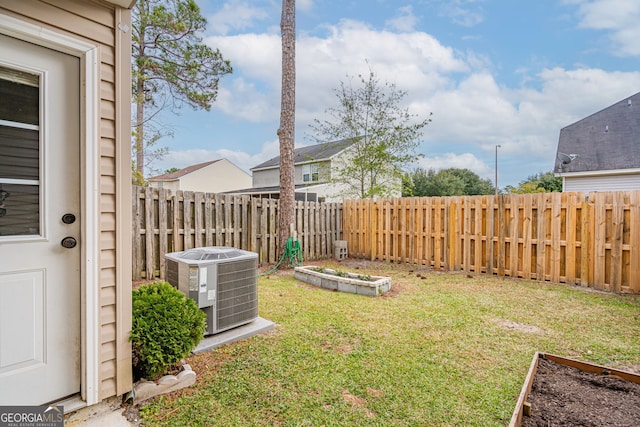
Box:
[0,34,81,405]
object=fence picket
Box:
[630,191,640,293]
[144,186,154,279]
[158,188,168,277]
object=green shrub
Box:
[334,269,348,277]
[130,282,206,380]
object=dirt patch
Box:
[320,337,360,354]
[341,391,376,419]
[366,387,384,398]
[122,404,142,425]
[521,357,640,427]
[495,319,543,334]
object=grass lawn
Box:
[139,259,640,426]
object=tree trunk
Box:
[277,0,296,257]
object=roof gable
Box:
[251,138,357,171]
[555,92,640,174]
[149,160,221,181]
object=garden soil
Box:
[521,357,640,427]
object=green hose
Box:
[260,236,303,276]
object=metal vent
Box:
[216,257,258,331]
[178,247,245,260]
[165,258,179,288]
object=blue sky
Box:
[152,0,640,189]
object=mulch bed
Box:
[521,357,640,427]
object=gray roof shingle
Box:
[251,138,357,171]
[554,92,640,174]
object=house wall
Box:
[563,173,640,192]
[252,147,401,200]
[178,159,251,193]
[253,160,332,188]
[0,0,132,401]
[294,160,331,185]
[253,167,280,188]
[297,182,352,202]
[149,180,180,192]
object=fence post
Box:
[629,191,640,293]
[158,188,169,280]
[132,186,142,281]
[550,193,562,283]
[144,186,154,279]
[448,197,457,270]
[593,192,606,289]
[610,192,624,291]
[580,194,593,287]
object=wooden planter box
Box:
[293,266,391,296]
[509,352,640,427]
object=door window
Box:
[0,65,40,237]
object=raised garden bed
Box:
[293,265,391,296]
[510,352,640,427]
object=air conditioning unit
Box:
[165,246,259,336]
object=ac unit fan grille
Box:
[216,258,258,331]
[166,259,179,288]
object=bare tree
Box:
[310,66,431,198]
[277,0,296,255]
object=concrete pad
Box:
[193,317,275,354]
[65,397,134,427]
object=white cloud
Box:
[208,1,270,36]
[571,0,640,56]
[159,139,281,174]
[439,0,485,27]
[207,19,468,126]
[418,153,493,178]
[411,66,640,185]
[385,6,419,32]
[297,0,314,13]
[198,12,640,186]
[214,78,278,122]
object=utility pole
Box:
[495,144,501,195]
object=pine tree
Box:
[132,0,232,178]
[277,0,296,255]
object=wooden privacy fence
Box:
[343,191,640,294]
[132,186,342,280]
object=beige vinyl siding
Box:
[0,0,132,401]
[176,160,252,193]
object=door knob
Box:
[61,236,77,249]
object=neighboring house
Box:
[0,1,134,411]
[149,159,252,193]
[554,92,640,192]
[248,138,367,202]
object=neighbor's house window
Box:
[302,163,319,182]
